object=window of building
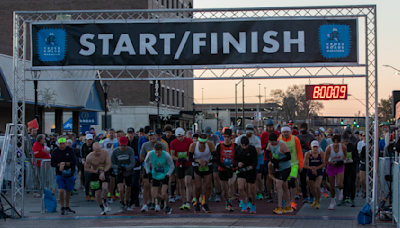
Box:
[176,90,179,107]
[172,0,174,8]
[167,89,170,105]
[162,87,165,104]
[172,89,175,106]
[149,82,155,101]
[166,0,169,8]
[161,0,164,6]
[182,92,184,107]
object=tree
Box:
[267,84,324,121]
[378,95,392,121]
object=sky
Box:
[193,0,400,117]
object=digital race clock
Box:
[305,84,348,100]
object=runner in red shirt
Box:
[32,134,51,167]
[260,119,281,202]
[170,128,193,210]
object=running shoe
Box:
[250,204,256,213]
[273,207,283,214]
[291,202,297,210]
[345,198,350,204]
[258,193,264,200]
[283,206,293,213]
[108,198,114,204]
[268,197,273,203]
[141,204,148,212]
[86,195,90,201]
[100,208,106,215]
[227,201,234,211]
[169,196,175,203]
[202,204,211,213]
[239,200,244,208]
[175,195,182,201]
[155,204,161,212]
[201,195,206,206]
[247,202,252,210]
[192,198,197,206]
[311,201,317,208]
[90,196,95,201]
[104,205,111,212]
[184,202,191,210]
[302,198,309,203]
[65,207,75,213]
[60,207,66,215]
[118,206,126,213]
[179,203,186,210]
[338,200,346,206]
[316,202,320,209]
[126,205,133,211]
[225,202,229,210]
[323,192,329,198]
[351,200,356,207]
[208,195,215,202]
[241,203,247,212]
[328,199,336,210]
[295,194,300,199]
[309,196,314,204]
[215,194,221,202]
[149,203,155,210]
[195,203,201,213]
[165,206,172,214]
[256,193,260,200]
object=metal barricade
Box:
[378,157,393,200]
[392,162,400,228]
[39,159,58,213]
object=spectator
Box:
[32,134,51,167]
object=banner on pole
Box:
[31,18,358,69]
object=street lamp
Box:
[103,82,110,130]
[383,65,400,75]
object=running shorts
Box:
[359,163,366,171]
[219,170,235,181]
[193,165,212,177]
[307,169,323,181]
[152,176,170,187]
[327,164,345,177]
[56,175,75,191]
[274,167,291,181]
[257,165,264,174]
[116,174,132,186]
[176,165,193,179]
[90,171,110,183]
[237,170,256,184]
[212,162,219,173]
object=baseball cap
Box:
[223,129,232,136]
[156,128,163,135]
[175,128,185,136]
[319,127,326,133]
[268,132,278,141]
[85,134,93,140]
[119,136,128,145]
[314,130,321,135]
[311,140,319,147]
[144,126,151,134]
[215,131,221,136]
[204,126,212,135]
[127,127,135,133]
[245,124,254,134]
[241,136,250,146]
[139,127,144,133]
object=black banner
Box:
[31,19,358,68]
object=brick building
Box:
[0,0,195,133]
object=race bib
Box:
[273,153,279,159]
[61,169,72,178]
[155,166,164,173]
[177,152,187,159]
[90,181,100,190]
[223,158,233,167]
[347,152,352,159]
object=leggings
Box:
[343,166,356,200]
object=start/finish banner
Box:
[31,18,358,69]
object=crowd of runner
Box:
[31,120,374,215]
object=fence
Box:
[393,162,400,228]
[38,159,58,213]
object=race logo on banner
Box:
[319,24,351,59]
[37,28,67,62]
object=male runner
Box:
[267,133,292,214]
[50,137,76,215]
[189,134,218,213]
[278,125,303,210]
[80,134,94,201]
[144,143,175,214]
[260,119,281,202]
[235,137,258,213]
[170,128,193,210]
[127,127,141,208]
[162,125,177,202]
[84,143,112,215]
[111,136,136,213]
[140,131,167,211]
[100,128,119,203]
[204,126,221,202]
[216,129,237,211]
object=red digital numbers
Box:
[306,85,347,100]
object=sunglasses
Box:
[315,134,320,137]
[148,132,156,136]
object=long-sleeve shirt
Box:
[144,150,175,178]
[234,145,258,170]
[50,147,76,176]
[279,135,304,168]
[111,147,136,176]
[32,142,51,167]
